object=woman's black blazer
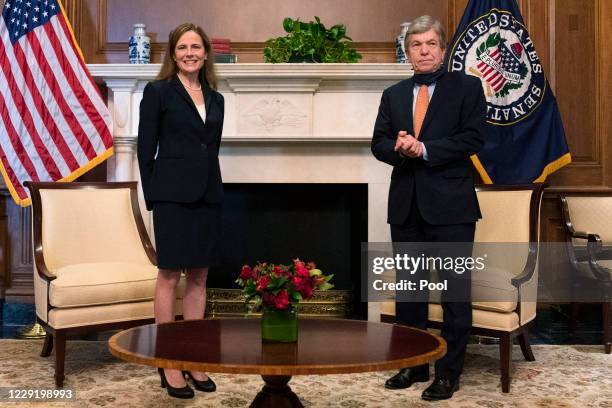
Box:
[137,74,224,211]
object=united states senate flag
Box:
[0,0,113,206]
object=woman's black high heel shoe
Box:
[158,368,194,399]
[182,371,217,392]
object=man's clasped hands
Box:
[394,131,424,158]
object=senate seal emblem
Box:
[448,9,546,125]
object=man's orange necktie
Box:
[413,84,429,139]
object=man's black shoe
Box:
[421,377,460,401]
[384,367,429,390]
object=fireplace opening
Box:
[208,183,368,319]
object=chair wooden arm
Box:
[491,183,544,288]
[560,196,596,240]
[568,229,600,242]
[32,244,57,282]
[560,195,610,282]
[24,182,56,282]
[511,245,538,287]
[569,234,609,282]
[585,237,611,282]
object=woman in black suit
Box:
[137,23,223,399]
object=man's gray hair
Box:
[405,15,447,49]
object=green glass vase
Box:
[261,306,298,343]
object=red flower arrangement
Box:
[236,259,334,311]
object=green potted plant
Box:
[263,16,362,63]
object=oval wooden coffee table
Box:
[109,318,445,407]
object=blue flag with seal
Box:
[446,0,571,184]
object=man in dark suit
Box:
[371,15,486,401]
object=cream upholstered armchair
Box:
[560,193,612,354]
[381,184,544,393]
[25,182,185,387]
[428,184,545,393]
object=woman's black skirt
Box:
[152,200,222,270]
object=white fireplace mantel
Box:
[90,63,413,142]
[89,63,414,321]
[89,63,412,80]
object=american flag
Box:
[477,40,523,93]
[0,0,113,206]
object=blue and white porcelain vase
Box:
[128,23,150,64]
[395,22,411,63]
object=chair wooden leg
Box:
[54,331,66,388]
[517,331,535,361]
[41,332,53,357]
[603,302,611,354]
[500,333,512,393]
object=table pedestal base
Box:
[250,375,304,408]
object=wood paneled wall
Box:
[1,0,610,301]
[66,0,447,63]
[2,201,32,302]
[0,192,8,301]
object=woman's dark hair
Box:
[157,22,218,89]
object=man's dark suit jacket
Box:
[372,71,487,226]
[137,74,224,211]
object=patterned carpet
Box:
[0,339,610,407]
